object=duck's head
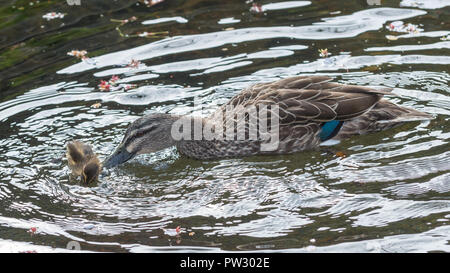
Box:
[82,157,102,184]
[103,113,179,168]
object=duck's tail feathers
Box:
[376,111,433,124]
[373,87,394,96]
[373,100,433,125]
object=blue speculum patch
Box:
[319,120,344,141]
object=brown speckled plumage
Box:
[103,76,431,166]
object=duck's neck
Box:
[167,114,208,143]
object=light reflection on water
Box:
[0,0,449,252]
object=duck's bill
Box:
[103,146,135,169]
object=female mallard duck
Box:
[66,140,102,184]
[103,76,431,168]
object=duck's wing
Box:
[220,76,392,125]
[335,99,432,140]
[222,76,333,108]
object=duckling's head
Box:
[82,158,102,184]
[103,113,179,168]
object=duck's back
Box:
[177,76,430,159]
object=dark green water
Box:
[0,0,449,252]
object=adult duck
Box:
[103,76,431,168]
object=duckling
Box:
[66,140,101,184]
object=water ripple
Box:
[0,1,448,252]
[57,8,426,74]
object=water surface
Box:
[0,0,449,252]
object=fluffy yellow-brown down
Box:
[66,141,102,184]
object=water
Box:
[0,0,449,252]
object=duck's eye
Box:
[135,130,146,139]
[135,126,155,138]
